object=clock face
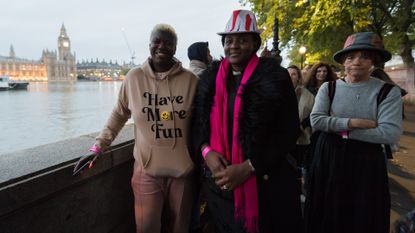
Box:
[62,41,69,47]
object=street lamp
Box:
[299,46,307,69]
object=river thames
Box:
[0,81,129,155]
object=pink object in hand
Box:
[341,131,349,139]
[89,145,102,155]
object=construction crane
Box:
[121,28,136,67]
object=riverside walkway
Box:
[390,103,415,227]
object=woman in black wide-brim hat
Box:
[192,9,302,233]
[304,32,403,233]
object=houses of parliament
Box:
[0,24,77,82]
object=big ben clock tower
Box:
[58,24,71,60]
[45,23,77,81]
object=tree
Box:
[373,0,415,68]
[242,0,415,70]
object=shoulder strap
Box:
[327,80,336,113]
[377,83,394,106]
[328,81,336,103]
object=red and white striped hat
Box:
[217,10,263,35]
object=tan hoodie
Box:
[95,58,198,177]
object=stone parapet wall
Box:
[0,126,136,233]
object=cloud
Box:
[0,0,249,67]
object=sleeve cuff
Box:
[337,118,350,131]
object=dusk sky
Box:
[0,0,262,67]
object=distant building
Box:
[77,59,124,81]
[385,51,415,102]
[0,24,76,82]
[0,45,48,81]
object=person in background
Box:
[287,65,315,194]
[187,41,213,233]
[187,42,212,233]
[74,24,198,233]
[188,41,213,76]
[304,62,338,96]
[302,64,313,79]
[259,45,272,58]
[193,10,302,233]
[305,31,402,233]
[288,65,303,87]
[300,62,337,186]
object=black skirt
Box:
[304,132,390,233]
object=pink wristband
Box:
[340,131,349,139]
[202,146,213,159]
[89,145,102,155]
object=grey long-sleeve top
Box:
[310,78,402,144]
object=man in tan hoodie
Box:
[74,24,198,233]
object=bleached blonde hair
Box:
[150,24,178,42]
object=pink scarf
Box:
[209,55,259,233]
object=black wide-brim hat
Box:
[333,32,392,63]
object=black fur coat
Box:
[192,57,302,232]
[192,57,300,177]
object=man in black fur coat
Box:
[192,9,302,233]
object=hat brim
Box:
[333,46,392,64]
[217,29,263,35]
